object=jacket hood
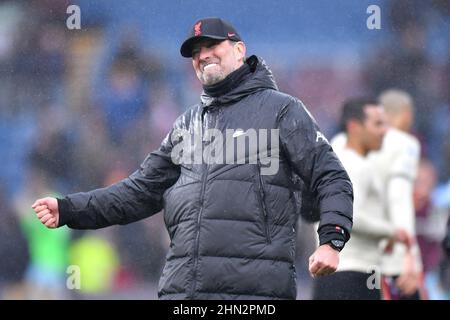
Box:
[200,55,279,106]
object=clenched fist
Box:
[31,197,59,229]
[308,244,340,278]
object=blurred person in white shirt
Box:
[376,90,423,300]
[330,90,423,299]
[312,98,412,300]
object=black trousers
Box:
[312,271,382,300]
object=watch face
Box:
[331,240,344,248]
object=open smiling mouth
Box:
[203,63,218,71]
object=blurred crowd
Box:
[0,0,449,299]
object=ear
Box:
[233,41,246,61]
[347,119,361,134]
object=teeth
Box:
[203,63,217,71]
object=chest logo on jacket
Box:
[170,128,279,175]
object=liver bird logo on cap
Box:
[194,21,202,36]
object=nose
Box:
[198,46,213,61]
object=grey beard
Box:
[201,71,226,85]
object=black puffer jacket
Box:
[58,56,353,299]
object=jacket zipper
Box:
[190,106,215,298]
[190,163,208,298]
[256,163,272,244]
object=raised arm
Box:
[33,128,181,230]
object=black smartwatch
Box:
[328,239,345,252]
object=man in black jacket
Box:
[32,17,353,300]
